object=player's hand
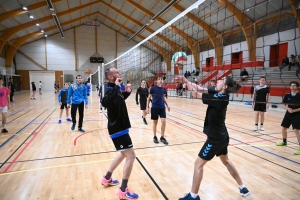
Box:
[288,108,293,113]
[85,105,88,109]
[172,76,188,84]
[136,102,139,105]
[7,105,10,110]
[146,108,150,114]
[251,103,254,108]
[67,104,70,108]
[167,106,170,112]
[115,78,122,86]
[266,103,269,109]
[59,102,62,105]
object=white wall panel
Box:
[15,52,43,70]
[29,71,55,91]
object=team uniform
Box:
[253,85,270,112]
[281,92,300,130]
[101,82,132,151]
[58,88,68,109]
[208,86,216,94]
[136,87,149,110]
[199,93,230,160]
[150,86,166,120]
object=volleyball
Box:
[172,51,187,66]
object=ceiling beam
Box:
[0,0,101,53]
[5,13,98,67]
[0,0,63,23]
[97,12,169,61]
[100,1,178,51]
[126,0,198,66]
[218,0,256,61]
[287,0,300,33]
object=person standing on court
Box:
[100,68,138,200]
[173,76,250,200]
[39,81,42,95]
[31,82,36,100]
[276,81,300,155]
[8,78,14,102]
[136,80,149,125]
[0,77,10,133]
[67,75,88,132]
[252,77,270,131]
[58,83,72,124]
[146,76,170,145]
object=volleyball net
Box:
[96,0,300,104]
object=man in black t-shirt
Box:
[136,79,149,124]
[173,76,250,200]
[252,77,270,131]
[276,81,300,155]
[8,78,14,102]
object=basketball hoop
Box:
[84,69,92,75]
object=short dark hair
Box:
[76,75,82,79]
[211,80,216,83]
[156,76,163,80]
[224,76,241,94]
[127,81,130,83]
[105,68,111,79]
[260,76,266,80]
[290,81,299,87]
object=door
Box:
[270,44,279,67]
[30,71,55,91]
[278,43,288,66]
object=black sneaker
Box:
[143,118,148,125]
[153,136,159,144]
[1,128,8,133]
[240,187,250,197]
[160,136,169,145]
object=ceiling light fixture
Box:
[52,13,64,38]
[22,6,27,10]
[36,23,39,26]
[127,0,178,43]
[46,0,55,11]
[29,15,34,18]
[45,35,48,37]
[41,30,44,33]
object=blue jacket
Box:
[58,88,68,104]
[67,82,88,105]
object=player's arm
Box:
[163,96,170,111]
[136,88,139,104]
[266,93,271,109]
[83,85,88,107]
[67,85,72,106]
[6,91,10,110]
[146,94,152,112]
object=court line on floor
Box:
[0,109,56,169]
[167,115,300,166]
[1,117,51,173]
[136,157,168,200]
[6,109,33,125]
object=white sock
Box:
[239,184,246,189]
[190,192,198,198]
[59,118,62,120]
[2,125,5,129]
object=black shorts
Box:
[151,107,166,120]
[112,134,133,151]
[60,104,68,109]
[140,101,146,110]
[199,137,229,160]
[254,102,266,112]
[281,112,300,130]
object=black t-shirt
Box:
[283,92,300,110]
[32,83,36,91]
[136,87,149,103]
[254,85,270,102]
[208,86,216,94]
[8,82,14,91]
[202,93,229,140]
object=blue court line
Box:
[0,109,49,149]
[167,113,300,166]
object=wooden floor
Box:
[0,91,299,200]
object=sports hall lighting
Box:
[22,6,28,10]
[36,23,39,26]
[105,0,205,65]
[41,30,44,33]
[52,13,65,38]
[29,15,34,19]
[45,35,48,37]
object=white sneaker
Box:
[100,109,103,113]
[103,109,107,113]
[260,126,264,131]
[253,125,258,131]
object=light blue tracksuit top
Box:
[67,82,88,105]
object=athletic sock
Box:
[105,171,112,180]
[283,139,287,143]
[121,179,128,192]
[190,192,198,198]
[239,184,246,189]
[2,125,5,129]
